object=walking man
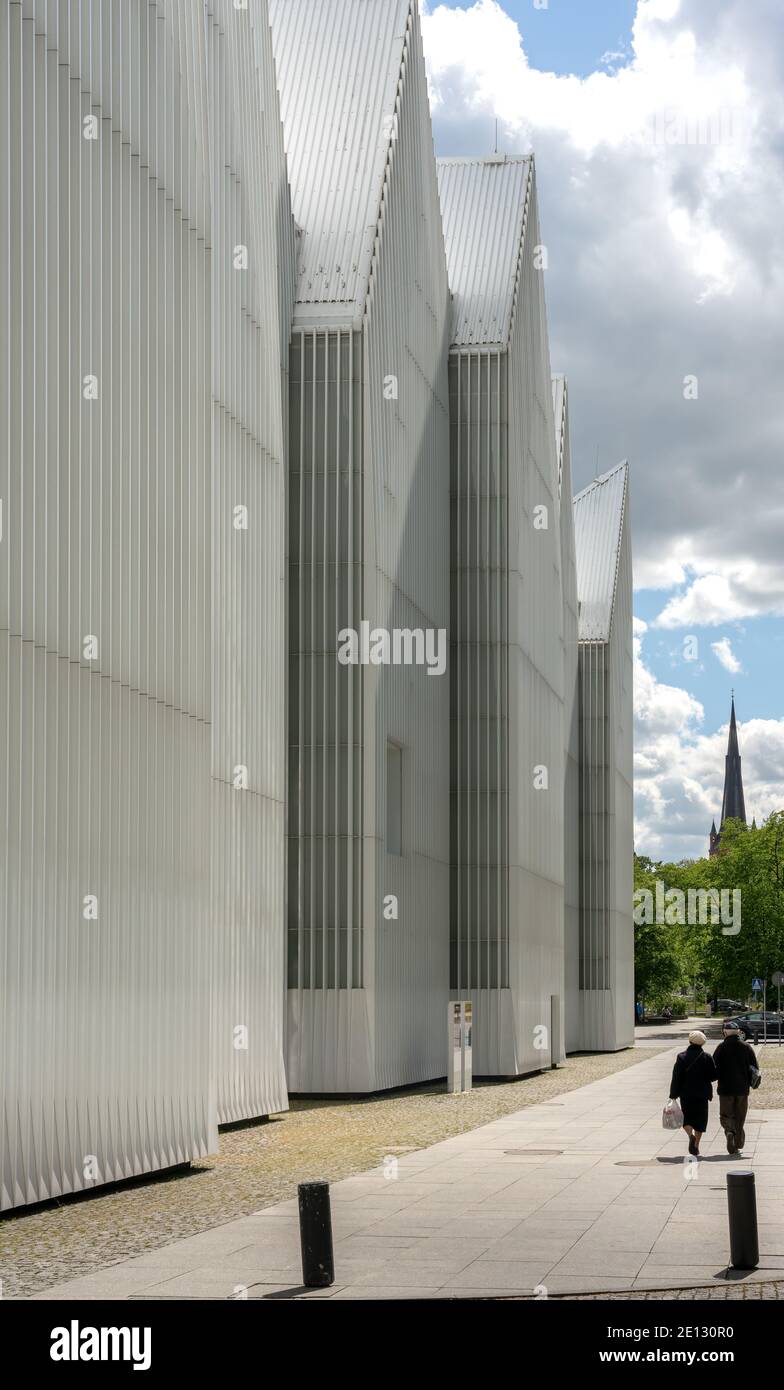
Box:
[713,1019,758,1154]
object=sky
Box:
[421,0,784,863]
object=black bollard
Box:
[298,1180,335,1287]
[727,1170,759,1269]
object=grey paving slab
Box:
[476,1233,581,1261]
[31,1266,192,1298]
[352,1260,478,1288]
[358,1211,463,1236]
[328,1286,441,1300]
[563,1232,661,1255]
[392,1236,495,1264]
[514,1215,599,1235]
[431,1214,530,1239]
[333,1235,421,1256]
[543,1277,643,1295]
[548,1250,650,1279]
[444,1259,555,1290]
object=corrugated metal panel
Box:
[286,328,365,1000]
[573,461,628,641]
[1,0,293,1209]
[503,167,566,1075]
[575,464,634,1052]
[269,0,410,319]
[448,166,566,1076]
[1,0,213,1211]
[450,349,509,1000]
[207,0,294,1125]
[283,0,451,1092]
[608,498,635,1050]
[555,377,581,1055]
[438,157,531,347]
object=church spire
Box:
[720,694,746,827]
[709,695,747,856]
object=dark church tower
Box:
[709,695,747,857]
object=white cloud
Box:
[655,574,744,627]
[422,0,784,624]
[633,553,689,591]
[634,626,704,735]
[424,0,751,218]
[653,563,784,627]
[711,636,742,673]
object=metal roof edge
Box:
[436,153,533,349]
[437,154,531,166]
[573,457,628,505]
[360,0,416,322]
[448,341,509,355]
[292,304,364,332]
[573,459,629,642]
[606,461,630,642]
[505,156,535,348]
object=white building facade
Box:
[270,0,452,1092]
[0,0,293,1210]
[439,156,569,1075]
[572,464,635,1052]
[554,378,582,1056]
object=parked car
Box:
[716,998,746,1013]
[727,1012,784,1042]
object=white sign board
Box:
[448,1001,473,1093]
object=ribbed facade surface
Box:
[441,157,568,1076]
[274,0,451,1092]
[1,0,293,1210]
[207,0,295,1124]
[573,464,634,1052]
[554,378,581,1054]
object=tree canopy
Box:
[634,812,784,1009]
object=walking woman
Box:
[669,1030,718,1157]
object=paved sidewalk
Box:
[29,1045,784,1301]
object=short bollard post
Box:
[298,1180,335,1288]
[727,1170,759,1270]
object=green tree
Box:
[633,854,681,1008]
[633,815,784,1010]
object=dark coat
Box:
[713,1036,757,1097]
[669,1045,717,1101]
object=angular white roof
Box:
[437,156,532,347]
[269,0,410,321]
[573,462,629,641]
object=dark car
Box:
[728,1012,784,1042]
[716,998,746,1014]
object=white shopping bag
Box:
[662,1099,683,1130]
